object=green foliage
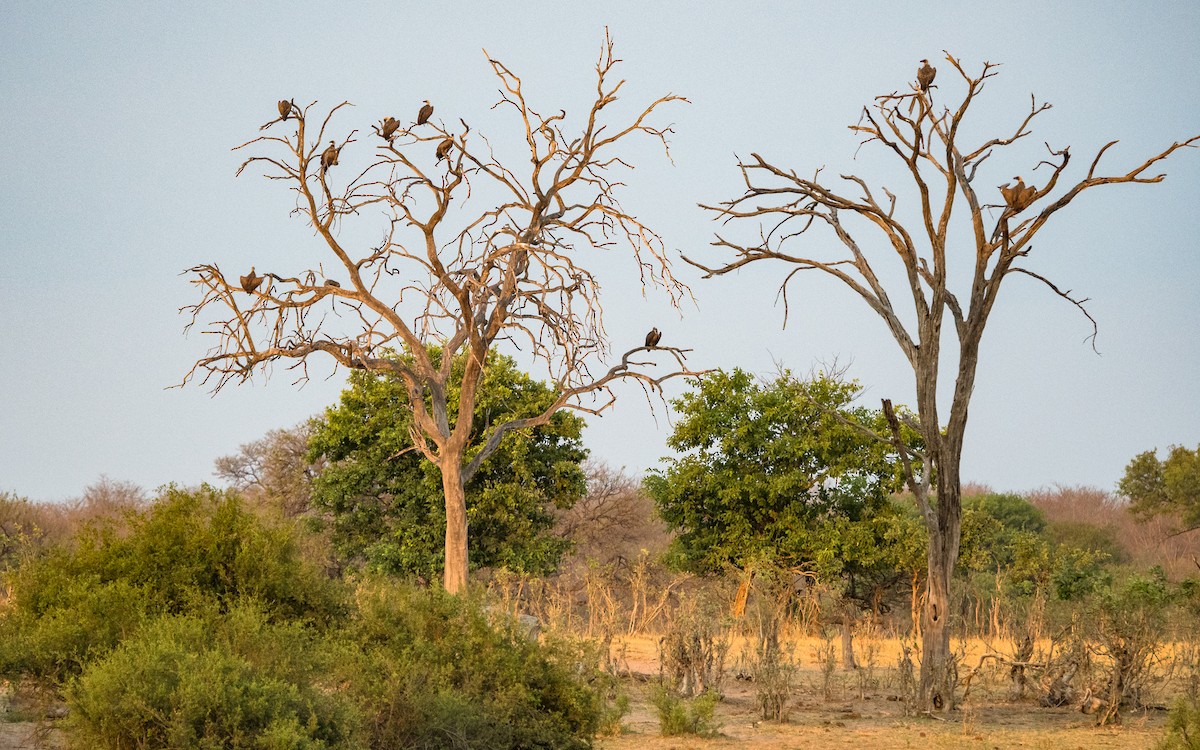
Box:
[1160,694,1200,750]
[649,685,720,737]
[0,486,342,682]
[0,576,153,682]
[65,601,360,750]
[957,493,1109,602]
[342,579,613,750]
[2,490,615,750]
[646,369,915,588]
[1088,570,1177,714]
[965,493,1046,534]
[1120,445,1200,531]
[308,349,587,579]
[1045,520,1127,564]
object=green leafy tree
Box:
[1120,445,1200,534]
[965,493,1046,534]
[646,369,915,605]
[308,350,587,580]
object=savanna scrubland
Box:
[4,37,1200,750]
[2,415,1200,749]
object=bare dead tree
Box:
[690,53,1199,711]
[214,422,319,518]
[182,34,703,594]
[554,461,670,567]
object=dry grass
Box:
[600,635,1171,750]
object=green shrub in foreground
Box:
[0,486,343,683]
[65,602,360,750]
[344,579,617,750]
[1159,694,1200,750]
[0,575,153,682]
[648,685,720,737]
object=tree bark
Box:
[919,466,962,712]
[910,572,923,638]
[441,460,469,594]
[840,605,858,671]
[731,565,753,618]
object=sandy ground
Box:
[597,634,1168,750]
[0,725,60,750]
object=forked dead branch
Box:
[181,34,703,593]
[690,52,1199,712]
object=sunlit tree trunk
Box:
[440,459,469,594]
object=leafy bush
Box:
[65,601,360,750]
[0,486,342,682]
[648,685,720,737]
[342,579,614,750]
[0,576,153,681]
[1089,570,1175,723]
[1160,694,1200,750]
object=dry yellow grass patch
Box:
[601,634,1171,750]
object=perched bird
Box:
[320,141,339,173]
[1003,176,1036,212]
[416,100,434,126]
[324,279,341,288]
[435,137,454,163]
[917,59,936,92]
[240,267,263,294]
[1017,180,1037,211]
[644,327,662,348]
[261,99,296,130]
[380,116,400,140]
[1000,178,1020,209]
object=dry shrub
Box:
[1030,485,1200,579]
[554,462,671,570]
[214,422,318,519]
[813,630,838,702]
[658,597,729,698]
[742,571,798,720]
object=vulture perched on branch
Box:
[417,100,434,126]
[1002,176,1037,213]
[644,327,662,348]
[240,268,262,294]
[379,117,400,141]
[917,59,936,92]
[436,137,454,163]
[320,141,340,173]
[261,99,296,130]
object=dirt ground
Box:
[597,635,1169,750]
[0,635,1172,749]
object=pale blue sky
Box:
[2,2,1197,502]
